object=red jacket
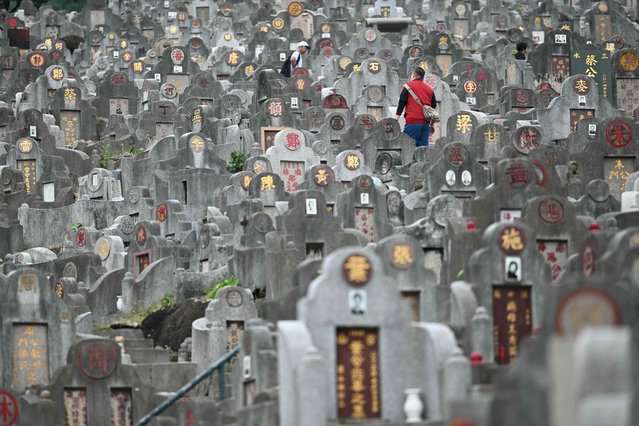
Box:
[401,80,435,124]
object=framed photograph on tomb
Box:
[260,127,285,153]
[348,290,367,315]
[504,256,522,282]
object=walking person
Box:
[280,41,309,77]
[394,67,437,147]
[514,42,528,60]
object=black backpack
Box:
[280,53,292,78]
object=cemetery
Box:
[0,0,638,424]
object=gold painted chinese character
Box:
[484,127,499,143]
[345,154,360,170]
[501,228,524,252]
[343,255,371,285]
[64,88,76,101]
[51,67,64,81]
[260,175,276,191]
[574,78,589,93]
[455,114,472,134]
[392,244,413,267]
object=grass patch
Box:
[204,276,239,300]
[98,294,176,328]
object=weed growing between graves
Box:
[106,293,176,327]
[226,151,246,173]
[96,142,144,169]
[204,276,239,300]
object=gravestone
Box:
[0,268,74,390]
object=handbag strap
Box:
[403,83,424,107]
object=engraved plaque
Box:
[336,328,380,419]
[492,286,532,364]
[12,324,48,390]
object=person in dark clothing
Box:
[514,42,528,60]
[394,67,437,147]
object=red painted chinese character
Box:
[88,348,108,372]
[506,163,529,185]
[449,147,464,164]
[285,132,301,150]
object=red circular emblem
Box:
[464,80,477,94]
[515,89,532,104]
[476,70,489,82]
[136,225,147,246]
[538,197,565,225]
[111,73,125,87]
[531,160,548,187]
[170,49,185,64]
[76,228,86,247]
[0,390,19,426]
[605,119,633,148]
[156,203,167,222]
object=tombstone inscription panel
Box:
[604,156,635,198]
[12,324,48,390]
[109,98,129,115]
[64,388,88,426]
[110,388,133,426]
[616,79,639,113]
[537,240,568,281]
[492,286,531,364]
[60,111,80,148]
[16,160,36,194]
[336,328,380,419]
[569,109,595,132]
[354,207,376,242]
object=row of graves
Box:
[0,0,638,424]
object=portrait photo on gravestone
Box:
[0,0,639,425]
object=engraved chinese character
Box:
[64,88,76,101]
[315,169,328,185]
[455,114,472,134]
[345,155,360,170]
[392,244,413,267]
[88,348,108,372]
[343,255,371,285]
[501,228,524,252]
[260,175,276,191]
[51,67,64,80]
[506,163,529,185]
[484,127,499,143]
[267,101,283,117]
[574,78,589,93]
[227,51,239,65]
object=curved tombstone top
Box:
[542,274,637,338]
[301,247,411,325]
[204,286,257,323]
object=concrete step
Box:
[95,327,145,339]
[128,347,171,364]
[122,338,154,349]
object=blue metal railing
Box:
[135,346,240,426]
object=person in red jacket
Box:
[394,67,437,147]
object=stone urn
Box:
[404,388,424,422]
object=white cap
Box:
[298,41,309,48]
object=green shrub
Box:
[204,276,239,299]
[226,152,246,173]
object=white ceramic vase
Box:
[404,388,424,423]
